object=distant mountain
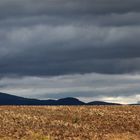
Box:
[56,97,85,105]
[0,93,85,105]
[0,92,121,105]
[0,92,39,105]
[87,101,120,105]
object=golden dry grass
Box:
[0,106,139,140]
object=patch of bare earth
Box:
[0,106,139,140]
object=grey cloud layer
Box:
[0,0,140,76]
[0,73,140,104]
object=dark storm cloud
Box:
[0,0,140,77]
[0,0,140,18]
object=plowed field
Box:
[0,106,139,140]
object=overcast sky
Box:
[0,0,140,104]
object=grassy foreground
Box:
[0,106,139,140]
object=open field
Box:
[0,106,139,140]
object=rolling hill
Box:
[0,92,121,105]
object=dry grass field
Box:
[0,106,139,140]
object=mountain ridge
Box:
[0,92,124,105]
